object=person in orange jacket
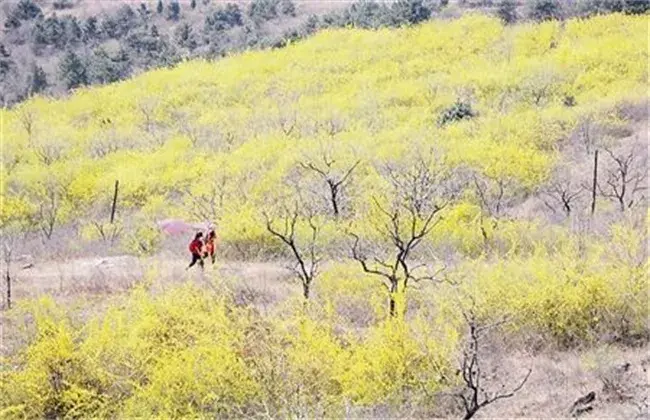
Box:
[187,232,204,270]
[203,229,218,265]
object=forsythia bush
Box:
[2,217,647,418]
[0,13,646,250]
[0,284,460,418]
[462,222,648,346]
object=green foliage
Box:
[174,22,198,51]
[125,25,179,69]
[31,15,82,51]
[58,50,88,89]
[526,0,564,21]
[122,220,162,256]
[279,0,296,17]
[576,0,650,16]
[438,100,477,126]
[82,16,99,42]
[0,44,13,77]
[27,64,48,95]
[497,0,519,23]
[622,0,650,14]
[389,0,432,25]
[5,0,43,30]
[101,5,138,39]
[167,1,181,21]
[323,0,433,29]
[53,0,74,10]
[89,47,132,84]
[344,0,391,28]
[204,4,243,32]
[247,0,291,21]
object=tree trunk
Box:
[389,281,398,317]
[110,179,119,223]
[5,269,10,310]
[302,282,310,300]
[591,150,598,215]
[463,408,477,420]
[330,183,340,218]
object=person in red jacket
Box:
[203,229,218,265]
[187,232,204,270]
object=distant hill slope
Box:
[1,13,646,256]
[1,0,647,106]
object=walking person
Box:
[186,232,205,270]
[204,229,218,265]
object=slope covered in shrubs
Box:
[0,12,648,418]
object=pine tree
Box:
[83,16,99,42]
[66,17,83,44]
[174,22,197,50]
[139,3,151,21]
[28,64,48,94]
[157,0,164,14]
[59,50,88,89]
[168,1,181,20]
[497,0,518,24]
[191,0,197,9]
[0,44,14,77]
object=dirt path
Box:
[7,254,294,302]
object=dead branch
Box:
[598,145,647,212]
[349,154,454,316]
[541,179,583,217]
[299,154,360,218]
[263,203,321,300]
[456,307,531,420]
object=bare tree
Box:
[456,307,532,419]
[269,90,300,137]
[37,185,61,240]
[350,156,454,317]
[183,172,230,223]
[299,154,360,218]
[574,116,598,155]
[541,179,583,217]
[26,176,73,241]
[263,203,321,300]
[318,116,346,137]
[1,234,15,310]
[472,173,527,247]
[91,220,122,244]
[0,225,25,310]
[598,145,647,212]
[540,164,584,218]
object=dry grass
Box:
[477,344,650,418]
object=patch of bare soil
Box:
[476,346,649,419]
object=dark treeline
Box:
[0,0,647,106]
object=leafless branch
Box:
[299,155,360,218]
[264,204,321,300]
[455,307,531,419]
[598,145,647,212]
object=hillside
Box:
[1,11,648,419]
[1,0,647,106]
[2,13,647,252]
